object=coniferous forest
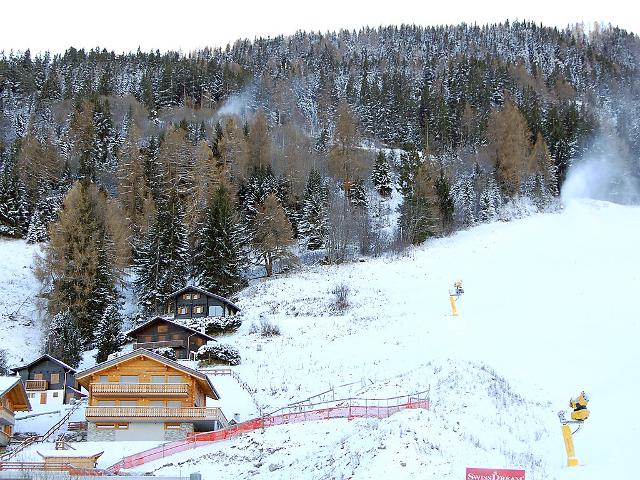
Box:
[1,21,639,365]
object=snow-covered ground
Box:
[145,198,638,479]
[2,199,638,479]
[0,239,43,365]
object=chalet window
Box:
[27,393,35,399]
[97,400,117,406]
[167,375,182,384]
[208,305,223,316]
[116,423,129,429]
[172,334,182,340]
[157,335,167,341]
[53,392,59,398]
[157,325,169,333]
[167,401,182,408]
[194,305,204,314]
[97,375,109,383]
[165,423,181,430]
[96,423,115,429]
[192,293,200,299]
[120,375,139,384]
[150,375,165,384]
[178,306,188,315]
[120,401,138,407]
[50,373,60,384]
[149,401,164,407]
[182,293,191,300]
[34,373,44,380]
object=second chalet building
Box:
[75,349,227,441]
[125,317,215,360]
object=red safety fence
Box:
[108,391,429,473]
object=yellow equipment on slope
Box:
[558,391,590,467]
[449,280,464,316]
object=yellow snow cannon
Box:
[569,391,590,421]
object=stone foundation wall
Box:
[164,422,194,441]
[87,422,115,441]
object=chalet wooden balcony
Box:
[90,383,189,396]
[0,407,15,425]
[25,380,48,391]
[134,339,186,349]
[85,406,227,423]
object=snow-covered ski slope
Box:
[143,198,639,479]
[2,199,638,479]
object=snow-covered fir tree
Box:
[299,169,329,250]
[349,178,367,208]
[44,310,83,368]
[94,303,124,363]
[134,188,190,315]
[371,150,393,197]
[26,209,47,243]
[193,183,247,297]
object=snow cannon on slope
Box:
[558,390,590,467]
[449,280,464,316]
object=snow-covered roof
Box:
[11,353,78,373]
[0,375,31,411]
[75,349,221,400]
[124,316,216,341]
[167,285,241,312]
[0,376,21,397]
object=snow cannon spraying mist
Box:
[558,391,590,467]
[449,280,464,316]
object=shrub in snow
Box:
[183,316,242,336]
[196,343,241,366]
[152,347,176,361]
[249,318,281,337]
[332,283,350,312]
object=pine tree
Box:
[134,188,190,315]
[26,209,48,243]
[371,151,393,197]
[479,176,502,222]
[398,162,441,245]
[94,304,124,363]
[349,178,367,208]
[299,169,329,250]
[435,169,455,232]
[0,165,29,238]
[44,310,83,368]
[193,183,247,297]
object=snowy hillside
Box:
[0,239,44,365]
[144,198,639,479]
[2,199,638,479]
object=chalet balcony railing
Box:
[90,383,189,396]
[0,407,15,425]
[25,380,48,391]
[85,406,227,423]
[134,340,186,349]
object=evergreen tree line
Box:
[1,21,639,366]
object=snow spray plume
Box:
[561,133,640,205]
[215,85,255,120]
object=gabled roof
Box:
[75,349,220,400]
[11,354,78,374]
[0,376,31,411]
[124,316,216,341]
[167,285,241,312]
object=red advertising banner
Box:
[466,467,526,480]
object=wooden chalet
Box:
[12,354,83,406]
[75,349,227,441]
[164,286,240,320]
[0,377,31,446]
[125,316,215,360]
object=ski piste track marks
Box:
[107,390,430,473]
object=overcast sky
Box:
[0,0,636,55]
